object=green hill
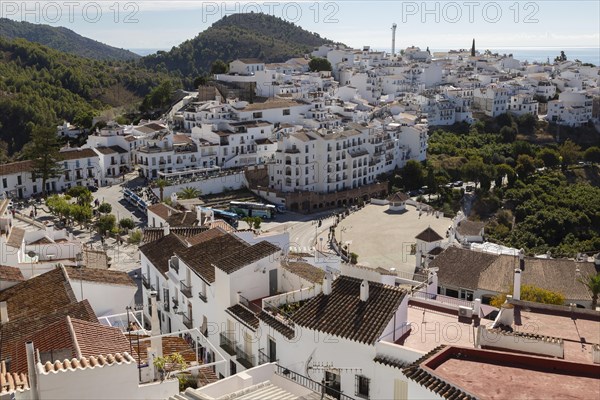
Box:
[0,37,179,155]
[0,18,140,61]
[142,13,338,80]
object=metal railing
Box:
[141,274,150,290]
[219,332,237,356]
[236,345,255,369]
[411,290,474,308]
[198,292,208,303]
[182,313,193,329]
[275,365,355,400]
[180,281,192,298]
[258,348,276,365]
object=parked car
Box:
[453,181,463,187]
[87,185,99,192]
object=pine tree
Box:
[23,126,63,197]
[471,39,476,57]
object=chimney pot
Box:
[0,301,8,324]
[323,272,332,295]
[163,224,170,236]
[360,279,369,302]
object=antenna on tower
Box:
[391,23,397,57]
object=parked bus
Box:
[212,208,240,228]
[229,201,276,219]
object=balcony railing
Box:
[236,345,255,369]
[182,313,193,329]
[258,348,277,365]
[275,365,355,400]
[181,281,192,298]
[198,292,208,303]
[142,274,150,290]
[219,332,237,356]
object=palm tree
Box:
[156,179,167,202]
[580,273,600,310]
[177,186,201,200]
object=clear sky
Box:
[1,1,599,52]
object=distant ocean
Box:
[131,47,600,66]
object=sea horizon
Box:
[130,46,599,65]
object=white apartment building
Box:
[473,85,510,117]
[228,59,265,75]
[268,120,427,194]
[0,148,100,199]
[546,91,594,126]
[507,94,539,116]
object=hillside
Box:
[142,13,337,81]
[0,37,180,155]
[0,18,140,61]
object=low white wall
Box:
[155,171,246,198]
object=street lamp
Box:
[27,250,36,278]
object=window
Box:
[2,178,6,188]
[17,176,22,185]
[253,112,263,119]
[283,109,290,116]
[230,360,237,375]
[356,375,370,399]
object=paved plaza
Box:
[335,203,452,274]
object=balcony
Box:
[219,332,237,356]
[181,281,192,298]
[275,365,354,400]
[236,345,255,369]
[198,292,208,303]
[258,348,276,365]
[181,313,193,330]
[142,274,150,290]
[169,259,179,273]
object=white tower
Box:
[391,23,397,57]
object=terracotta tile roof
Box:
[215,241,280,274]
[166,211,198,227]
[257,310,295,339]
[208,219,237,233]
[185,227,228,246]
[281,261,325,284]
[291,276,407,344]
[139,234,189,276]
[373,355,410,370]
[6,227,25,248]
[387,191,410,202]
[0,267,77,321]
[59,148,98,160]
[401,345,478,400]
[433,247,600,301]
[30,317,134,364]
[227,304,259,330]
[142,226,208,244]
[63,266,136,287]
[0,265,24,282]
[147,203,178,220]
[40,352,135,373]
[456,220,485,236]
[0,160,33,175]
[1,301,97,373]
[0,361,29,395]
[415,227,443,242]
[128,335,198,364]
[175,234,248,283]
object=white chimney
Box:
[323,272,332,295]
[163,224,170,237]
[360,280,369,302]
[26,341,39,400]
[473,298,482,317]
[170,192,178,206]
[149,292,163,358]
[0,301,8,323]
[513,269,521,300]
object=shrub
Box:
[119,218,135,230]
[98,202,112,214]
